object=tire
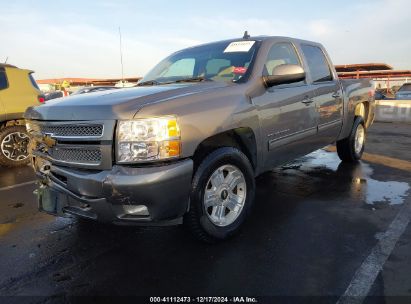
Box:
[0,125,31,167]
[336,116,366,162]
[184,147,255,243]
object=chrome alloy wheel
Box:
[354,124,365,155]
[203,164,247,227]
[1,132,30,161]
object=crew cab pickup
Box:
[25,35,375,242]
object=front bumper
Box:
[35,158,193,226]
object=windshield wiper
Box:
[137,77,210,86]
[136,80,160,86]
[173,76,209,83]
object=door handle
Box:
[301,98,314,105]
[332,92,341,98]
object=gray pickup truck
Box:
[25,35,375,242]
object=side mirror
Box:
[263,64,306,87]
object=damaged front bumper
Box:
[34,157,193,226]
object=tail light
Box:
[38,95,45,103]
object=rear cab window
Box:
[300,44,333,83]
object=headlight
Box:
[116,117,181,163]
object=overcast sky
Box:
[1,0,409,79]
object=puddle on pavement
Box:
[303,149,341,171]
[284,149,410,206]
[361,179,409,205]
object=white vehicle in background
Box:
[115,80,135,88]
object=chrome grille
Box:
[28,120,115,170]
[50,147,102,164]
[30,123,103,137]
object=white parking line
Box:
[337,202,411,304]
[0,180,36,192]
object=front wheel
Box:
[184,147,255,243]
[336,116,366,162]
[0,125,31,167]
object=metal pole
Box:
[119,27,124,87]
[387,76,390,95]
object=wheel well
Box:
[192,128,257,171]
[354,102,370,127]
[1,119,26,129]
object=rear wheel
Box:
[336,116,366,162]
[185,147,255,243]
[0,125,30,167]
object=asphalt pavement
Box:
[0,122,410,303]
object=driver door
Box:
[252,42,318,168]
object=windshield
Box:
[139,40,259,85]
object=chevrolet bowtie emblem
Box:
[43,134,57,148]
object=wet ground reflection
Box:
[281,149,410,206]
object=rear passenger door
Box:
[300,45,343,145]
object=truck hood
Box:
[25,82,230,121]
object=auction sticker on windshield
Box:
[224,41,255,53]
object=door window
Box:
[264,43,301,76]
[301,45,333,83]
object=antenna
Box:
[4,57,8,64]
[118,27,125,87]
[243,31,250,39]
